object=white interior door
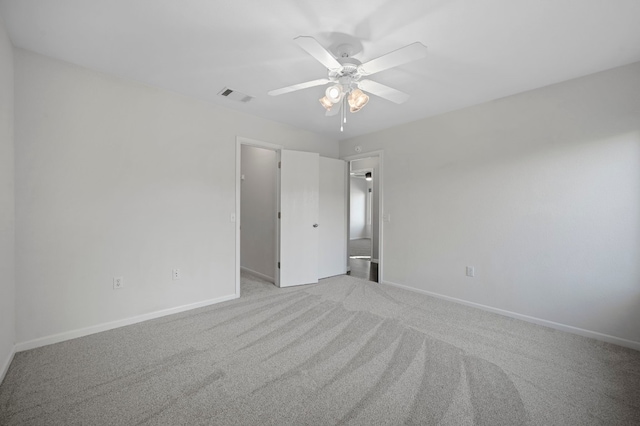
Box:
[319,157,347,278]
[279,150,319,287]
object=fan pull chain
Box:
[344,96,347,123]
[340,97,344,132]
[340,96,346,132]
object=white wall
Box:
[0,15,15,380]
[14,49,339,346]
[240,145,276,281]
[340,61,640,346]
[349,177,367,239]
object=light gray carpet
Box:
[1,274,639,425]
[349,238,371,258]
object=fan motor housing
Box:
[330,58,363,82]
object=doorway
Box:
[239,144,278,285]
[235,137,283,296]
[346,153,382,282]
[235,137,348,296]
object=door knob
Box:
[313,224,319,228]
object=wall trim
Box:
[240,266,274,283]
[380,279,640,352]
[0,346,16,385]
[15,293,238,353]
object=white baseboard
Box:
[240,266,274,283]
[15,293,239,353]
[0,346,16,385]
[380,279,640,352]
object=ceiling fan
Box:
[268,36,428,131]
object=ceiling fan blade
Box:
[358,42,427,75]
[268,78,331,96]
[294,36,342,70]
[358,79,410,104]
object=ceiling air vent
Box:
[218,87,253,103]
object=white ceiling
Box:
[1,0,640,141]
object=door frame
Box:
[342,150,384,282]
[235,136,283,297]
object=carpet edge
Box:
[240,266,274,283]
[379,279,640,352]
[0,345,15,385]
[14,293,239,353]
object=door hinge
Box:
[278,212,281,219]
[278,161,281,169]
[277,262,280,269]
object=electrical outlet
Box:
[113,276,124,289]
[172,269,181,280]
[466,266,475,277]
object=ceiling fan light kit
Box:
[269,36,428,132]
[319,95,333,111]
[326,84,344,103]
[348,89,369,113]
